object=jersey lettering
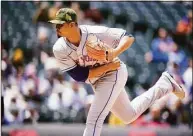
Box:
[81,55,98,62]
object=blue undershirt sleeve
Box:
[67,65,89,82]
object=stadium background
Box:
[1,1,192,136]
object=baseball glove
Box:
[85,34,115,61]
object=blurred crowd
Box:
[111,9,193,128]
[1,1,192,128]
[1,1,99,126]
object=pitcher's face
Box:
[56,22,77,37]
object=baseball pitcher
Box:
[49,8,185,136]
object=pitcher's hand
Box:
[106,58,121,71]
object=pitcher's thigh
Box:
[84,69,127,136]
[87,70,123,123]
[111,88,136,123]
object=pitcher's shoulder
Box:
[53,37,67,51]
[53,37,68,55]
[80,25,108,34]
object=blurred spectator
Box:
[84,9,103,24]
[45,72,72,122]
[12,48,24,69]
[7,65,25,90]
[183,59,193,102]
[176,10,192,35]
[33,2,50,23]
[46,72,88,123]
[32,39,53,71]
[145,28,175,64]
[160,106,177,126]
[69,82,88,123]
[131,105,170,127]
[33,2,53,54]
[70,2,85,25]
[2,57,13,88]
[145,92,191,126]
[4,88,27,125]
[68,2,96,25]
[146,105,170,128]
[173,100,190,126]
[48,2,63,20]
[20,63,39,97]
[174,10,193,47]
[37,26,50,44]
[47,78,73,111]
[23,106,39,124]
[84,3,103,24]
[70,82,87,110]
[167,42,188,76]
[37,55,60,97]
[14,63,43,124]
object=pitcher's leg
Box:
[111,89,136,124]
[84,65,128,136]
[111,72,174,124]
[83,83,120,136]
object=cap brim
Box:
[48,20,65,24]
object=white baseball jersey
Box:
[53,25,126,83]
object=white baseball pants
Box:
[83,63,172,136]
